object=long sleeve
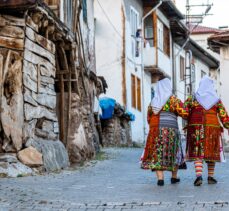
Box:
[173,97,189,119]
[217,100,229,128]
[184,95,193,109]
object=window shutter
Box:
[137,78,141,111]
[131,74,136,108]
[163,25,170,57]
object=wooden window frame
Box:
[163,24,170,57]
[130,6,139,58]
[157,19,164,51]
[131,74,142,112]
[144,14,154,47]
[157,18,170,57]
[131,74,136,109]
[137,77,142,111]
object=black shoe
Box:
[208,177,217,184]
[157,180,164,186]
[194,176,203,186]
[171,178,180,184]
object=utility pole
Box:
[184,0,213,98]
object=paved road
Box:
[0,148,228,210]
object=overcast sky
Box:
[175,0,229,29]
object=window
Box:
[130,7,139,58]
[180,56,185,80]
[201,70,206,78]
[157,19,164,51]
[144,15,154,47]
[64,0,73,30]
[131,74,142,111]
[157,19,170,57]
[82,0,87,23]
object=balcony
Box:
[143,43,172,77]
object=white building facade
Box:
[95,0,219,143]
[95,0,183,143]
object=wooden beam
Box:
[59,46,70,146]
[0,26,24,39]
[26,15,39,33]
[56,54,65,143]
[0,15,25,27]
[55,79,77,82]
[0,36,24,50]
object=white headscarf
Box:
[195,76,219,110]
[151,78,172,114]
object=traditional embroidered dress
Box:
[185,76,229,164]
[141,95,188,171]
[185,96,229,162]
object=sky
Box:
[175,0,229,29]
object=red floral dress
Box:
[141,95,188,171]
[185,96,229,162]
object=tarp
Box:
[125,111,135,121]
[99,97,116,120]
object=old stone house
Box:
[0,0,105,175]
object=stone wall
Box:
[0,1,105,173]
[0,13,69,172]
[101,111,132,147]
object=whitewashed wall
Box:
[174,43,186,136]
[94,0,123,104]
[124,0,145,143]
[193,57,210,92]
[219,47,229,143]
[191,33,220,60]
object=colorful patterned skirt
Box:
[141,112,183,171]
[186,125,222,162]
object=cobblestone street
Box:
[0,148,229,211]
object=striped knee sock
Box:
[207,162,215,177]
[194,160,203,177]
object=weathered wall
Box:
[0,13,69,171]
[101,117,131,147]
[94,0,124,104]
[0,15,25,153]
[63,0,100,164]
[23,21,59,144]
[219,46,229,146]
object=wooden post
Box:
[59,46,70,146]
[56,55,65,142]
[67,50,72,147]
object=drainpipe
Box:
[173,37,190,96]
[141,0,162,142]
[185,50,193,98]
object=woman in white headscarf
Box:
[185,76,229,186]
[141,78,188,186]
